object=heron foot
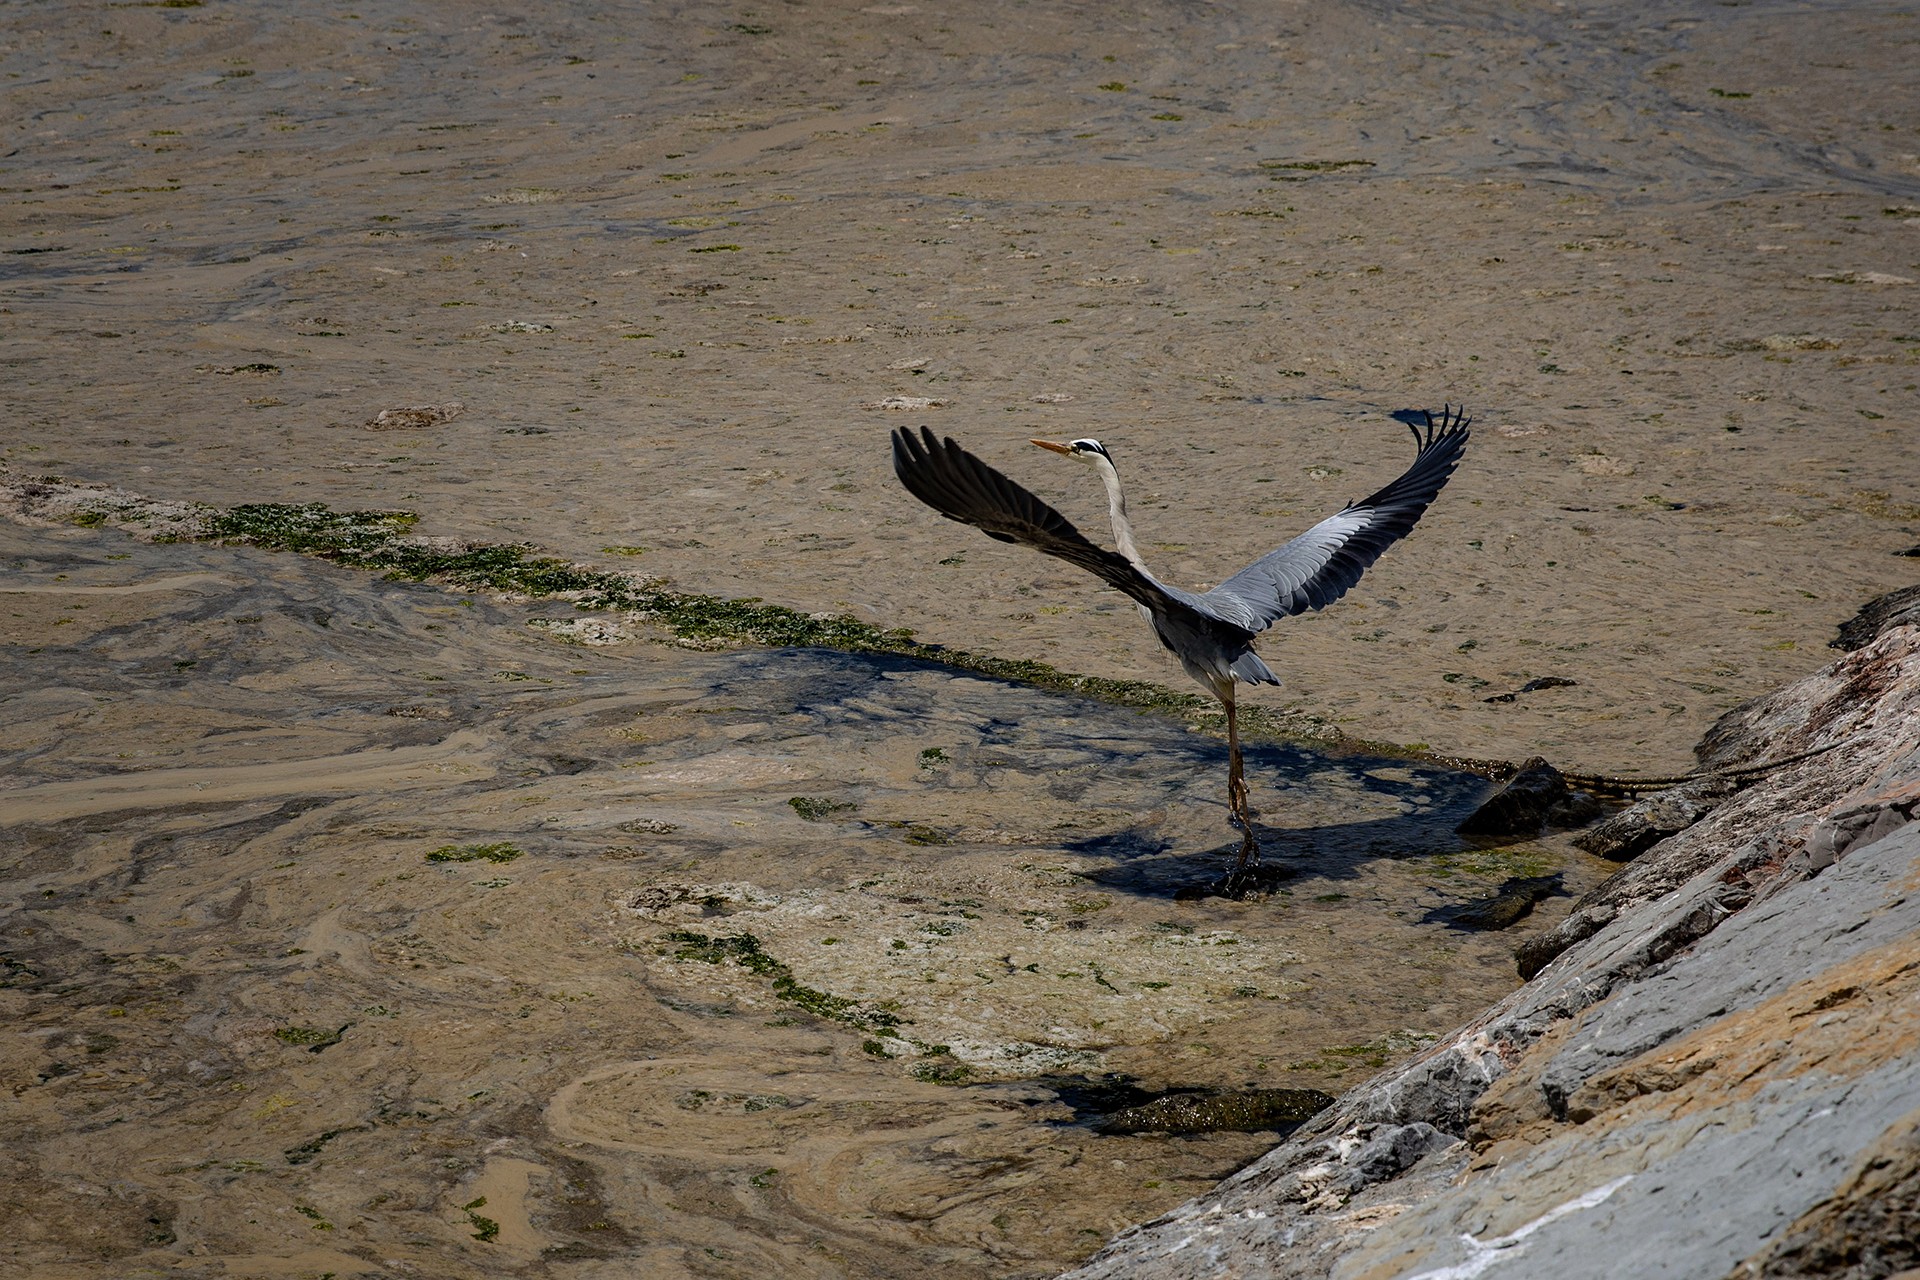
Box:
[1172,839,1291,899]
[1208,862,1294,900]
[1220,827,1262,897]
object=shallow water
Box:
[0,520,1604,1276]
[3,0,1916,1274]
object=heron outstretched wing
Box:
[1199,407,1471,632]
[891,425,1197,620]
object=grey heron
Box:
[890,407,1470,889]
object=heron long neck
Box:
[1090,453,1150,575]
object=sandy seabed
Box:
[2,0,1916,1276]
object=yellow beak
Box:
[1030,438,1073,455]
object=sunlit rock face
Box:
[1068,615,1920,1280]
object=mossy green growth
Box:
[426,842,523,864]
[1417,846,1556,881]
[272,1026,338,1047]
[1289,1029,1436,1073]
[460,1197,499,1243]
[667,930,784,976]
[911,1059,973,1085]
[185,500,1358,748]
[773,971,895,1028]
[204,503,418,559]
[663,930,902,1033]
[787,796,855,821]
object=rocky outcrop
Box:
[1568,776,1734,863]
[1831,582,1920,652]
[1454,757,1603,839]
[1067,598,1920,1280]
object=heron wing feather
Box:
[1200,407,1471,631]
[891,426,1199,620]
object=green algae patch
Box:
[662,929,903,1034]
[1287,1029,1436,1074]
[272,1024,349,1051]
[183,500,1222,707]
[788,796,855,821]
[426,842,523,864]
[1415,846,1557,881]
[460,1197,500,1243]
[204,503,418,559]
[666,930,784,975]
[912,1059,974,1085]
[58,489,1360,749]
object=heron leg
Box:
[1223,690,1260,890]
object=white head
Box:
[1031,437,1142,563]
[1031,437,1112,465]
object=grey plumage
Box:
[890,407,1471,887]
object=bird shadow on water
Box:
[1027,726,1505,901]
[713,647,1497,902]
[1065,828,1437,901]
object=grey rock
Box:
[1571,777,1734,861]
[1802,796,1916,872]
[1830,581,1920,652]
[1347,1123,1458,1184]
[1456,757,1601,839]
[1729,1108,1920,1278]
[1537,817,1920,1122]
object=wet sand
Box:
[3,0,1918,1275]
[5,0,1917,775]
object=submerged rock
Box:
[1443,874,1566,930]
[1095,1088,1334,1136]
[1482,675,1579,703]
